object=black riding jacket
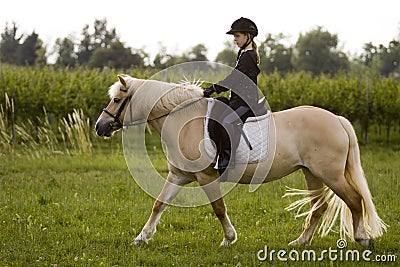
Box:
[213,49,260,110]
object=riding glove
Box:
[203,85,215,97]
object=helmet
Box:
[226,17,258,36]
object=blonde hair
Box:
[252,40,260,65]
[246,33,260,65]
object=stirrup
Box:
[217,156,230,169]
[218,150,236,170]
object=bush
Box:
[0,65,399,146]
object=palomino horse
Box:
[95,74,386,247]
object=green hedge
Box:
[1,65,399,143]
[259,71,400,143]
[0,65,154,125]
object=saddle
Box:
[204,98,271,164]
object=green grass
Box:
[0,145,399,266]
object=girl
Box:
[204,17,263,172]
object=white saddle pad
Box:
[204,99,271,164]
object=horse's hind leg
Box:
[323,176,372,247]
[289,168,328,246]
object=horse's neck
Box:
[148,98,208,135]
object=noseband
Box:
[102,95,131,128]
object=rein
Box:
[123,97,204,128]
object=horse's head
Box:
[96,73,204,137]
[95,74,136,137]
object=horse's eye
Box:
[114,98,121,103]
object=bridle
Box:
[102,90,132,128]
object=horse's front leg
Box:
[134,171,188,246]
[197,171,237,247]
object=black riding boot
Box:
[217,120,242,170]
[217,149,231,170]
[228,125,241,168]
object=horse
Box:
[95,74,386,248]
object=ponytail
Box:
[252,40,260,65]
[238,33,261,65]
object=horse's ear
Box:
[117,74,127,88]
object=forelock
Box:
[108,76,141,98]
[108,82,121,98]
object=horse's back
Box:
[270,106,350,175]
[274,105,336,117]
[273,106,345,135]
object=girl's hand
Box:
[203,86,215,97]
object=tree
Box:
[93,18,117,49]
[17,31,40,65]
[54,37,76,67]
[215,41,236,66]
[33,37,47,65]
[132,48,148,67]
[359,39,400,76]
[154,45,173,69]
[292,26,349,75]
[360,42,378,66]
[153,43,185,69]
[187,44,208,61]
[0,23,45,66]
[77,19,130,67]
[88,40,144,69]
[0,22,22,64]
[378,40,400,76]
[77,24,92,65]
[259,33,293,74]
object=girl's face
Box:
[233,32,249,48]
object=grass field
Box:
[0,140,399,266]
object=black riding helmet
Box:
[226,17,258,37]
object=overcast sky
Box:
[1,0,399,62]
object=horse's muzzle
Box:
[95,118,115,137]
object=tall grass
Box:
[60,109,92,155]
[0,93,13,151]
[0,93,92,157]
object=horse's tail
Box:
[329,116,387,239]
[285,116,387,240]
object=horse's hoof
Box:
[288,239,300,246]
[133,234,149,246]
[133,239,148,246]
[133,239,142,246]
[288,238,310,246]
[220,237,237,247]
